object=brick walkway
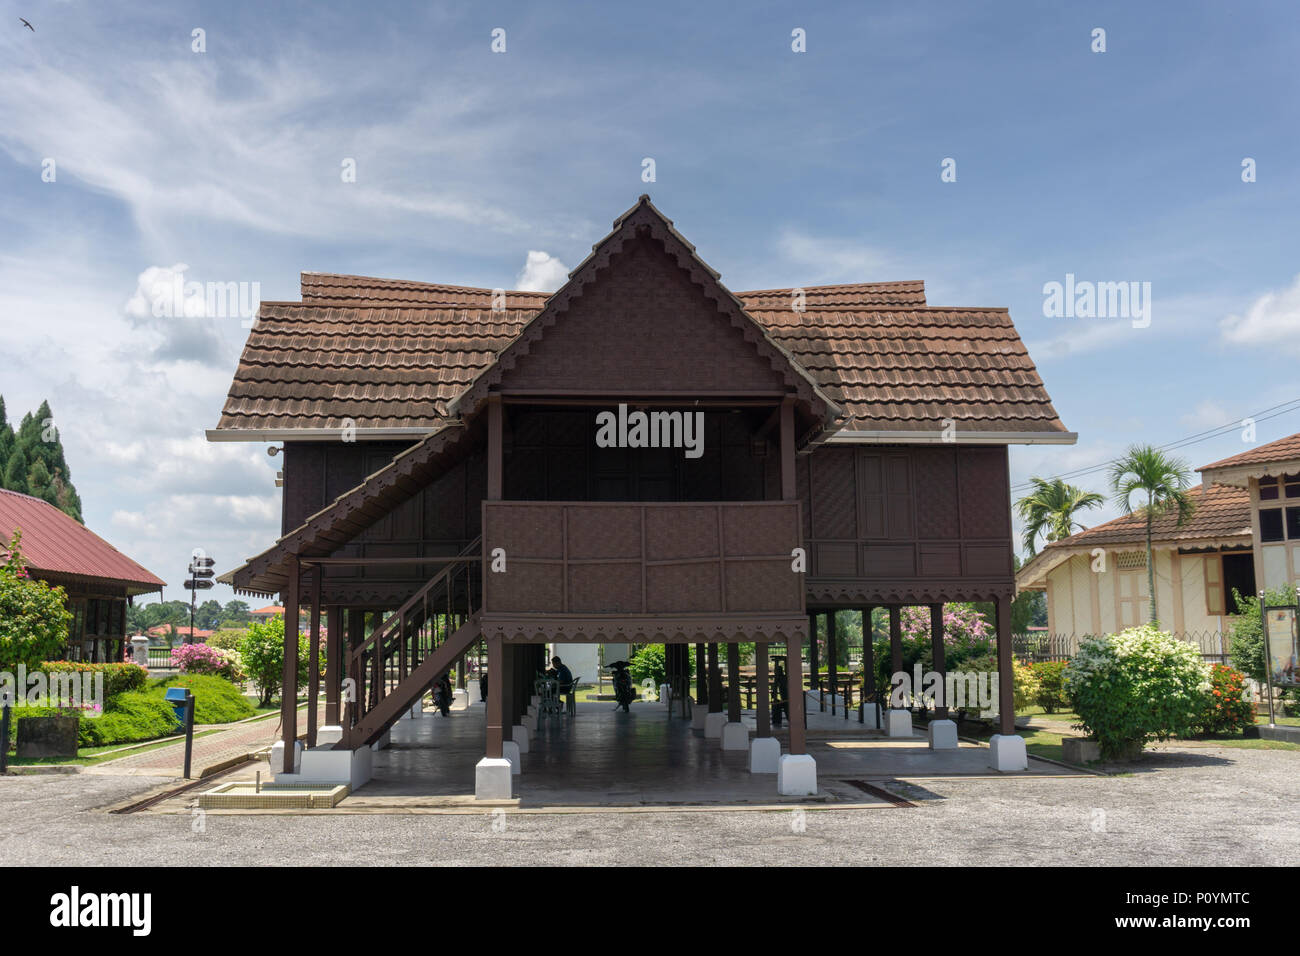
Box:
[86,704,326,778]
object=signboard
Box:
[1264,605,1299,689]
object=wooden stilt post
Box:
[486,636,504,758]
[281,559,300,773]
[826,609,838,717]
[808,611,821,710]
[786,625,807,754]
[695,642,707,708]
[325,605,342,727]
[726,642,741,723]
[307,566,322,747]
[889,604,903,692]
[707,643,722,713]
[860,606,876,725]
[996,594,1014,735]
[756,641,771,737]
[931,603,948,719]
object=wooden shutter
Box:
[1204,555,1225,616]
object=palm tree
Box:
[1015,477,1106,556]
[1109,445,1195,625]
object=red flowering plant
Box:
[1196,663,1255,735]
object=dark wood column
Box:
[707,643,722,713]
[487,395,503,500]
[726,642,741,722]
[826,610,838,716]
[281,559,300,773]
[695,642,708,707]
[786,628,807,754]
[995,594,1014,735]
[930,604,947,719]
[307,566,322,747]
[780,397,797,500]
[860,606,876,724]
[325,605,342,727]
[808,612,821,709]
[756,642,771,737]
[486,636,504,758]
[889,605,903,707]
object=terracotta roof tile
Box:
[0,489,166,593]
[218,261,1062,435]
[1038,483,1251,550]
[1199,432,1300,473]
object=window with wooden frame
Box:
[1205,551,1258,616]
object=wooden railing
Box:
[481,501,804,617]
[347,536,481,733]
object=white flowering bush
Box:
[1064,625,1211,758]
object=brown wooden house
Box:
[0,488,166,662]
[211,196,1073,796]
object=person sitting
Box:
[549,656,574,691]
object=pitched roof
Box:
[213,197,1068,440]
[1198,431,1300,485]
[1015,483,1252,589]
[0,489,166,595]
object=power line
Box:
[1011,398,1300,493]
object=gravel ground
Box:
[1,743,1296,866]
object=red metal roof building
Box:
[0,488,165,662]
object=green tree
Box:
[0,530,72,672]
[1015,477,1105,555]
[1109,445,1195,624]
[3,444,29,495]
[0,396,13,476]
[1228,585,1299,683]
[196,599,224,630]
[238,615,310,706]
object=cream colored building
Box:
[1016,483,1254,648]
[1198,433,1300,597]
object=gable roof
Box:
[211,197,1069,443]
[1199,431,1300,487]
[0,489,166,595]
[1015,483,1252,590]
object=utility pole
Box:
[185,548,215,643]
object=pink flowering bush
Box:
[898,603,994,660]
[170,642,245,682]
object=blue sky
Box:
[1,0,1297,605]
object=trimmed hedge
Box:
[88,692,180,746]
[39,661,147,699]
[155,674,255,724]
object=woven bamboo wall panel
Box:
[912,447,959,538]
[485,562,563,613]
[566,506,641,559]
[645,506,720,561]
[810,446,857,539]
[958,448,1010,539]
[646,563,722,612]
[485,505,564,558]
[568,563,642,613]
[722,504,797,556]
[724,559,801,611]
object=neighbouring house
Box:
[0,488,166,662]
[1198,432,1300,595]
[1015,483,1254,658]
[209,196,1073,795]
[145,624,214,643]
[250,604,284,622]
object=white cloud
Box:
[1220,273,1300,352]
[515,251,570,292]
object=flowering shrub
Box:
[1012,658,1039,712]
[1064,625,1210,758]
[237,615,319,706]
[898,604,994,658]
[1030,660,1069,713]
[170,642,245,682]
[1,529,71,671]
[1196,663,1254,735]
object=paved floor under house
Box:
[230,696,1083,811]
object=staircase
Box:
[344,537,482,749]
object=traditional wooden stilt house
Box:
[211,196,1073,796]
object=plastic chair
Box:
[562,675,580,716]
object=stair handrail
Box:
[349,535,482,667]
